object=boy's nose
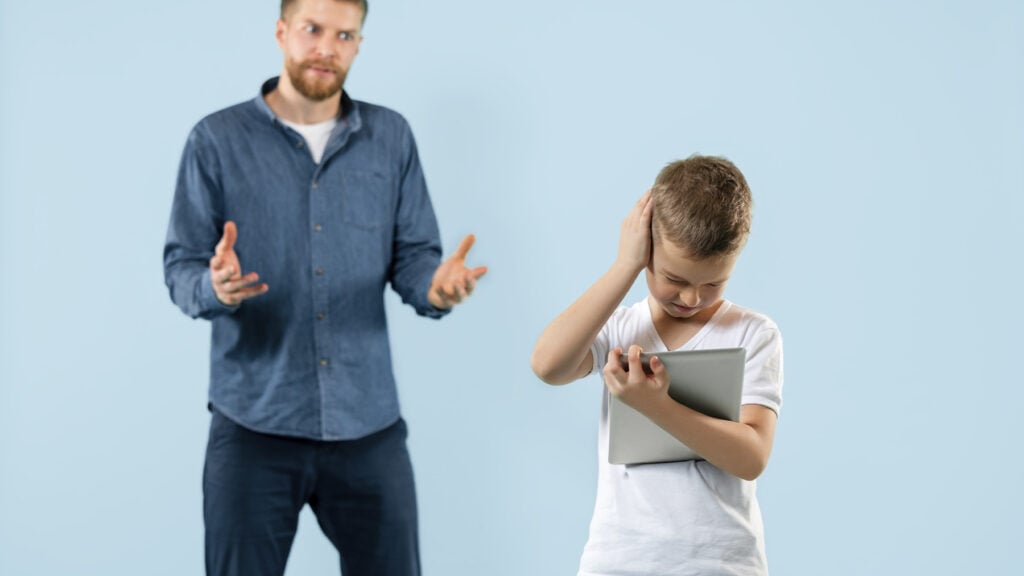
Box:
[678,287,699,307]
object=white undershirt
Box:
[280,117,337,164]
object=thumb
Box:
[452,234,476,261]
[216,221,237,255]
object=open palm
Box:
[428,234,488,309]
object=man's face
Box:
[276,0,364,102]
[645,238,738,322]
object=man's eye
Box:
[339,32,353,40]
[304,24,319,34]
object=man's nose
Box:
[315,36,337,59]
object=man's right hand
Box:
[210,221,269,307]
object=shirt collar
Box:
[254,76,357,124]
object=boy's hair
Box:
[281,0,368,21]
[651,155,752,259]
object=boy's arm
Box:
[531,191,653,385]
[605,346,777,481]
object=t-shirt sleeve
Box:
[741,327,784,414]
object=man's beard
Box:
[286,57,346,102]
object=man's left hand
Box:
[428,234,488,309]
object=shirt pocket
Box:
[336,169,395,230]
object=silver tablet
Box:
[608,347,746,465]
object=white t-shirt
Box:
[280,117,337,164]
[579,298,784,576]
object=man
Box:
[163,1,486,574]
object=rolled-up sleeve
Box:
[387,122,447,319]
[163,125,239,320]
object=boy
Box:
[531,155,783,575]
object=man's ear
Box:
[275,19,288,49]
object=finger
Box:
[649,355,669,385]
[627,191,652,226]
[641,189,654,220]
[604,348,629,393]
[432,283,445,298]
[445,277,466,301]
[212,265,238,286]
[441,292,458,307]
[222,284,268,306]
[627,345,645,382]
[434,283,455,306]
[210,255,233,273]
[451,234,476,261]
[221,272,261,294]
[428,286,445,308]
[604,348,625,377]
[232,283,269,302]
[468,265,488,280]
[464,277,477,295]
[215,221,238,256]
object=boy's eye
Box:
[339,31,353,40]
[303,24,319,34]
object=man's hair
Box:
[280,0,368,21]
[651,155,752,259]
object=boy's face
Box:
[645,238,739,322]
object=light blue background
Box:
[2,1,1021,574]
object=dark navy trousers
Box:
[203,408,420,576]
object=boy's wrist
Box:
[638,393,683,427]
[610,257,645,279]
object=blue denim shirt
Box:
[164,78,447,440]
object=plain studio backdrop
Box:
[1,1,1021,574]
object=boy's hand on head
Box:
[603,344,671,416]
[616,190,653,274]
[428,234,488,310]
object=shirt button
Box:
[312,181,319,189]
[320,358,329,367]
[296,140,304,148]
[317,312,326,320]
[313,224,322,232]
[315,267,324,276]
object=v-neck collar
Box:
[643,297,732,352]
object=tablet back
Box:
[608,347,746,465]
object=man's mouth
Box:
[304,62,338,76]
